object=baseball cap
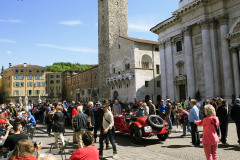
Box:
[139,102,143,106]
[0,119,7,124]
[190,99,196,103]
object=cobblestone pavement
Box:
[34,122,240,160]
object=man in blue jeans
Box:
[188,99,200,146]
[99,103,117,159]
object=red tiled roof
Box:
[120,36,158,45]
[10,64,46,69]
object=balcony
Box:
[106,72,134,84]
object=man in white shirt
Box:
[99,103,117,159]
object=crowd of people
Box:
[0,97,240,160]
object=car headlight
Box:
[144,126,152,132]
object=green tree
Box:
[46,62,96,72]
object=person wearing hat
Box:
[0,119,12,139]
[136,102,145,117]
[188,99,200,146]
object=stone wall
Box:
[98,0,128,101]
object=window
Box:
[14,75,19,80]
[113,68,115,74]
[81,90,85,95]
[28,82,33,87]
[20,75,24,80]
[78,80,81,84]
[13,82,19,87]
[35,90,40,96]
[157,81,161,87]
[85,77,88,82]
[29,69,32,74]
[35,82,40,87]
[20,82,24,87]
[145,81,149,87]
[41,82,45,87]
[7,76,10,80]
[27,90,32,96]
[36,75,40,80]
[50,75,54,78]
[94,74,97,80]
[56,80,60,84]
[13,90,19,96]
[41,70,44,73]
[40,90,44,96]
[15,69,18,74]
[50,80,54,84]
[155,47,159,51]
[20,90,23,96]
[142,55,152,69]
[56,86,60,90]
[88,89,91,94]
[41,75,44,80]
[50,86,54,90]
[176,41,182,52]
[28,75,32,80]
[142,62,149,69]
[56,75,60,78]
[125,63,130,70]
[36,69,39,73]
[156,65,160,74]
[7,83,10,88]
[21,69,24,74]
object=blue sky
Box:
[0,0,180,69]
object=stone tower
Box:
[98,0,128,100]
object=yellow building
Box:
[2,63,47,104]
[45,72,62,102]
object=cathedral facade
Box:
[151,0,240,101]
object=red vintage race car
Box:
[114,113,169,144]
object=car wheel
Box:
[157,133,168,141]
[130,125,142,144]
[147,115,165,130]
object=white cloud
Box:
[58,20,82,26]
[128,24,151,32]
[7,51,11,54]
[36,43,97,53]
[0,19,23,23]
[0,39,16,44]
[128,15,156,33]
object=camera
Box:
[34,141,41,148]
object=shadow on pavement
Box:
[161,145,195,148]
[218,144,240,151]
[114,132,161,147]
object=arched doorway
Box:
[113,91,119,100]
[145,95,150,103]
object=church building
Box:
[151,0,240,101]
